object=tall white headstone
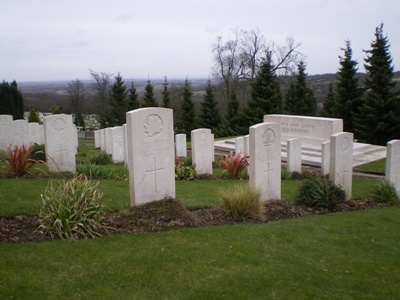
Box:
[43,114,76,173]
[126,108,175,206]
[94,130,101,148]
[28,122,41,144]
[13,119,29,147]
[100,129,106,151]
[235,137,245,156]
[104,128,113,155]
[111,126,124,163]
[175,134,187,157]
[191,128,213,175]
[330,132,353,200]
[122,124,128,166]
[249,122,281,201]
[287,138,301,173]
[0,115,13,150]
[321,141,330,175]
[39,124,45,145]
[385,139,400,193]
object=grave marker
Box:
[0,115,13,150]
[12,119,29,147]
[385,139,400,193]
[287,138,301,173]
[175,134,187,157]
[191,128,213,175]
[111,126,124,163]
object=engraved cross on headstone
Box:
[146,157,164,193]
[263,162,273,184]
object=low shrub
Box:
[295,176,346,210]
[29,143,46,161]
[219,183,264,220]
[38,174,110,240]
[1,144,47,177]
[88,151,113,165]
[76,163,128,180]
[218,151,249,179]
[370,180,399,204]
[175,157,197,180]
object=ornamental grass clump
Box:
[370,179,399,204]
[295,175,346,210]
[38,174,110,240]
[219,183,264,220]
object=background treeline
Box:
[1,24,399,146]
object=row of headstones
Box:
[0,114,78,173]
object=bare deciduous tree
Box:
[89,69,113,112]
[66,79,86,126]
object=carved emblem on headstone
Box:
[340,137,349,151]
[144,114,163,138]
[262,128,275,146]
[53,118,66,132]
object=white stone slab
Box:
[126,108,175,206]
[175,134,187,157]
[12,119,29,147]
[191,128,213,175]
[28,122,41,145]
[104,128,113,155]
[0,115,13,150]
[235,137,245,156]
[39,125,45,144]
[249,122,281,201]
[122,124,128,166]
[94,130,100,148]
[111,126,124,163]
[287,138,301,173]
[385,140,400,193]
[100,129,106,151]
[330,132,353,200]
[264,114,343,146]
[321,141,330,175]
[43,114,76,173]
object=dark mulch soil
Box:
[0,198,390,244]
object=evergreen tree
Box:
[28,109,40,123]
[336,40,363,132]
[320,83,336,117]
[354,23,399,145]
[245,54,283,126]
[104,73,128,127]
[162,76,171,108]
[52,107,61,114]
[216,91,241,137]
[199,80,220,131]
[127,81,140,110]
[0,80,24,119]
[284,61,316,116]
[142,80,158,107]
[180,79,196,136]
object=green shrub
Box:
[38,174,110,240]
[219,183,264,220]
[370,180,399,204]
[76,163,128,180]
[218,151,249,179]
[88,151,113,165]
[175,157,197,180]
[295,176,346,210]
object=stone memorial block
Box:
[330,132,353,200]
[100,129,106,151]
[39,124,45,144]
[73,125,78,154]
[111,126,124,163]
[385,139,400,192]
[321,141,330,175]
[104,128,113,155]
[43,114,76,173]
[126,108,175,206]
[235,137,245,156]
[122,124,128,166]
[12,119,29,147]
[191,128,213,175]
[0,115,13,150]
[244,135,249,155]
[175,134,187,157]
[287,138,301,173]
[264,114,342,146]
[94,130,100,148]
[28,122,41,144]
[249,122,281,201]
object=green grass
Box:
[1,206,399,299]
[355,158,386,173]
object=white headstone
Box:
[235,137,245,156]
[175,134,187,157]
[94,130,100,148]
[73,125,78,154]
[122,124,128,166]
[12,119,29,147]
[28,122,41,144]
[126,108,175,206]
[111,126,124,163]
[321,141,330,175]
[249,122,281,201]
[39,124,45,144]
[104,128,113,155]
[191,128,213,175]
[385,139,400,193]
[330,132,353,200]
[100,129,106,151]
[244,134,250,155]
[43,114,76,173]
[287,138,301,173]
[0,115,13,150]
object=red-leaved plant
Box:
[1,144,47,177]
[218,151,249,179]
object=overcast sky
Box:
[1,0,399,82]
